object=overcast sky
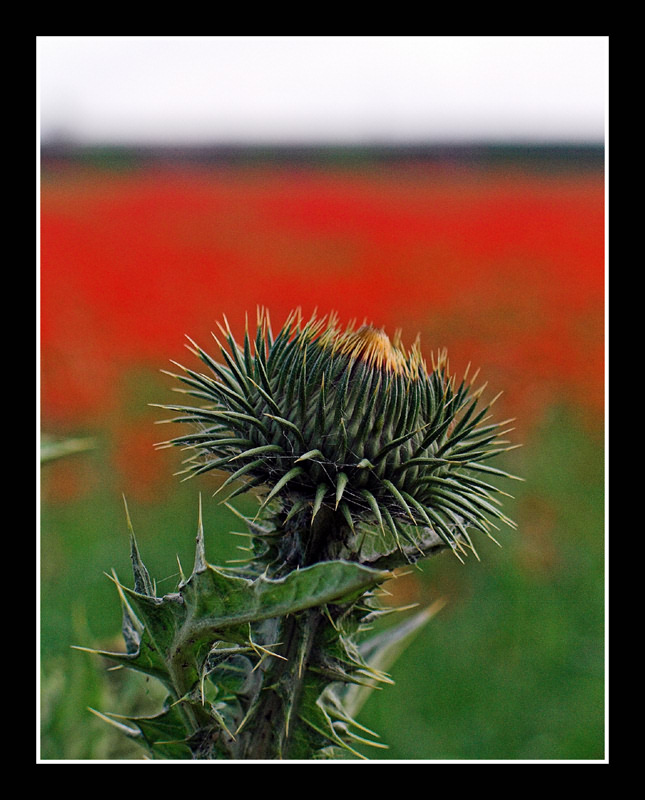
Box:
[38,36,607,146]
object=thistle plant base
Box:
[81,309,519,760]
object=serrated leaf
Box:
[179,559,388,641]
[338,600,446,718]
[102,703,194,759]
[108,559,389,713]
[122,497,155,597]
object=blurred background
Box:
[38,36,607,761]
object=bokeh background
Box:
[39,36,607,761]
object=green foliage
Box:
[78,502,420,759]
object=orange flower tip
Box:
[331,324,421,377]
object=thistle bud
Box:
[157,309,518,567]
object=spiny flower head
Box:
[156,309,520,564]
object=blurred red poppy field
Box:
[41,152,604,427]
[39,147,606,761]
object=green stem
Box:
[241,608,323,759]
[240,504,343,759]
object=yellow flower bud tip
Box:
[331,324,421,377]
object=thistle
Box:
[81,309,520,760]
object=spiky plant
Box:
[80,309,520,760]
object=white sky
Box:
[38,36,607,145]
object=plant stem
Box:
[240,505,343,759]
[241,608,323,759]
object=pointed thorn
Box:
[192,494,207,574]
